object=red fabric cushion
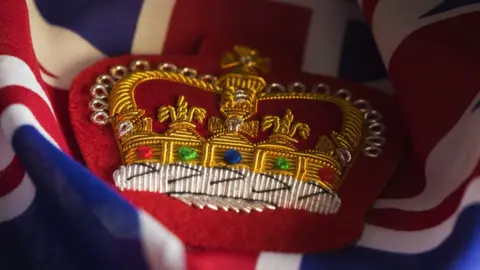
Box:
[69,37,406,252]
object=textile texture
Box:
[1,0,480,269]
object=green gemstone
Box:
[274,157,290,170]
[178,146,197,161]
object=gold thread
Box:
[107,46,365,192]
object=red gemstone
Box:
[136,146,153,159]
[319,167,335,183]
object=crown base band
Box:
[171,194,277,213]
[113,162,341,214]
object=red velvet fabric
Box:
[69,38,406,252]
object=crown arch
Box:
[258,93,364,150]
[108,70,220,118]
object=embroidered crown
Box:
[89,46,386,214]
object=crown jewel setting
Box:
[89,46,387,214]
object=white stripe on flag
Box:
[0,128,14,171]
[272,0,362,77]
[131,0,176,54]
[0,174,36,222]
[0,55,55,117]
[26,0,106,89]
[372,0,480,66]
[138,210,185,270]
[0,53,59,171]
[256,252,302,270]
[364,78,395,95]
[375,90,480,211]
[0,104,59,149]
[360,176,480,253]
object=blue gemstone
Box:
[224,149,242,164]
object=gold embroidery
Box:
[261,109,311,146]
[221,45,271,75]
[108,46,365,193]
[157,96,207,128]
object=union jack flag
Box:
[1,0,480,269]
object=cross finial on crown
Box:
[220,45,271,75]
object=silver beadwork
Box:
[157,63,178,72]
[96,75,115,89]
[363,145,383,158]
[89,99,109,112]
[90,84,109,99]
[198,74,217,84]
[180,68,197,78]
[337,148,352,166]
[368,122,386,136]
[287,82,307,93]
[365,135,386,147]
[226,117,244,132]
[117,121,134,137]
[311,83,331,95]
[353,99,372,113]
[129,60,151,72]
[334,88,352,101]
[91,111,110,125]
[110,65,129,80]
[365,110,383,124]
[233,89,248,103]
[266,83,286,93]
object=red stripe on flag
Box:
[164,0,310,55]
[0,0,44,80]
[0,157,25,196]
[389,12,480,164]
[0,86,68,152]
[46,86,83,162]
[367,12,480,230]
[369,170,480,229]
[361,0,380,26]
[187,251,259,270]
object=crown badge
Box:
[89,46,387,214]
